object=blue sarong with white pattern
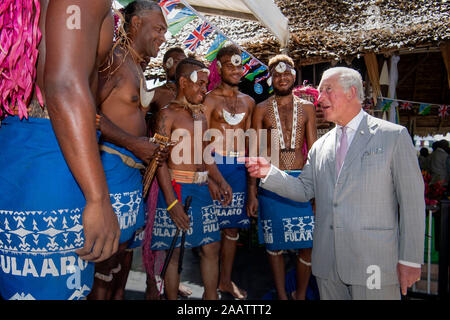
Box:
[151,181,220,250]
[258,170,314,251]
[0,117,94,300]
[214,153,250,229]
[99,141,145,245]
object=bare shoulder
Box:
[204,89,220,104]
[154,104,177,133]
[256,97,271,111]
[299,99,315,115]
[252,97,270,120]
[153,85,169,102]
[104,46,128,76]
[239,92,256,108]
[205,88,223,101]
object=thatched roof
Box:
[244,0,450,65]
[147,0,449,78]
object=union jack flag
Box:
[242,58,259,77]
[400,102,412,111]
[183,21,214,51]
[438,105,449,118]
[158,0,180,16]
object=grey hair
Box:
[321,67,364,103]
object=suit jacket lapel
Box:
[341,114,375,171]
[323,127,337,184]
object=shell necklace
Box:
[272,95,299,150]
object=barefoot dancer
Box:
[248,55,317,300]
[89,1,168,300]
[151,58,232,300]
[203,45,255,300]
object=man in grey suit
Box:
[243,67,425,300]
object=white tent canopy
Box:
[187,0,289,48]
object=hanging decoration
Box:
[159,0,180,16]
[167,7,196,35]
[183,21,214,52]
[438,105,448,118]
[377,97,448,118]
[155,0,272,103]
[205,33,227,61]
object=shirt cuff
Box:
[260,165,275,184]
[398,260,421,268]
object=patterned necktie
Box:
[336,126,348,177]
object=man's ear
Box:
[348,86,357,100]
[217,60,223,75]
[179,76,188,91]
[131,15,141,32]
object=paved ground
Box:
[123,223,306,301]
[124,244,284,300]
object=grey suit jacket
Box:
[261,113,425,286]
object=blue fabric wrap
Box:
[0,117,94,300]
[127,201,148,250]
[258,170,314,251]
[151,181,220,250]
[99,141,145,244]
[214,153,249,229]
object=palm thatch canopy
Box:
[244,0,449,66]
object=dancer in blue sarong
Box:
[88,1,170,300]
[151,58,232,300]
[258,170,314,251]
[248,54,318,300]
[0,1,121,300]
[203,45,256,300]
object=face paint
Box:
[165,57,174,69]
[231,54,242,66]
[217,61,222,69]
[275,62,287,73]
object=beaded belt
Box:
[99,144,145,170]
[169,169,208,184]
[215,150,245,158]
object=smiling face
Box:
[218,54,242,87]
[271,63,296,96]
[182,69,209,105]
[134,9,167,60]
[317,74,354,126]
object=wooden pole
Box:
[440,42,450,89]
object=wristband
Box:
[167,199,178,211]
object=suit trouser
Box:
[316,277,401,300]
[315,254,401,300]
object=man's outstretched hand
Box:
[238,157,272,179]
[75,199,120,263]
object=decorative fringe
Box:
[142,179,160,277]
[0,0,43,120]
[207,58,222,91]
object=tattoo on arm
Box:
[155,110,170,137]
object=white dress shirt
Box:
[335,109,365,155]
[261,108,421,268]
